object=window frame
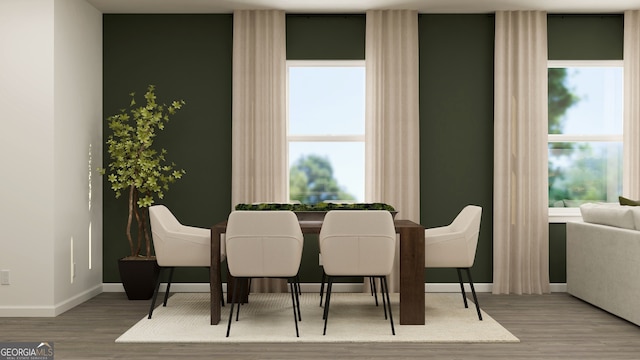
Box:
[285,59,366,202]
[548,60,624,222]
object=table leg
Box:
[399,225,425,325]
[226,273,249,304]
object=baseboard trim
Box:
[54,285,103,316]
[102,282,568,293]
[0,282,566,317]
[0,284,103,317]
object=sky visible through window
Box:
[560,67,622,135]
[288,64,366,202]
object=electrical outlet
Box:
[0,270,10,285]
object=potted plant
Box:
[100,85,186,300]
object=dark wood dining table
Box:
[210,218,425,325]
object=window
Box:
[548,60,623,217]
[287,60,365,204]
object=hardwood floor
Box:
[1,292,639,359]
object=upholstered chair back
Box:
[425,205,482,268]
[149,205,222,267]
[319,210,396,276]
[225,211,304,278]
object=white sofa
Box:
[566,203,640,326]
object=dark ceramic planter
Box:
[118,257,160,300]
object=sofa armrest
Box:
[566,221,640,326]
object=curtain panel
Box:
[365,10,420,292]
[232,10,287,292]
[624,10,640,199]
[493,11,550,295]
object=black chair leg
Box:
[370,276,375,296]
[147,267,164,319]
[465,268,483,321]
[321,275,394,336]
[322,277,334,334]
[381,276,395,335]
[226,277,239,337]
[319,271,326,307]
[456,268,469,308]
[289,280,300,337]
[235,277,246,321]
[371,277,379,306]
[380,276,388,320]
[293,277,302,321]
[245,278,251,304]
[162,267,175,307]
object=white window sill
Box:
[549,208,582,223]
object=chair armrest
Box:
[424,230,465,245]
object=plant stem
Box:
[126,185,135,257]
[142,207,152,259]
[133,191,142,257]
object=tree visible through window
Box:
[548,61,623,208]
[287,61,365,204]
[289,154,356,204]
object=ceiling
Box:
[87,0,640,14]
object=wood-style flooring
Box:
[0,292,639,359]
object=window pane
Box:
[289,142,364,204]
[549,67,622,135]
[289,66,365,135]
[548,142,622,207]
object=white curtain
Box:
[493,11,550,295]
[232,10,287,293]
[624,10,640,199]
[365,10,420,292]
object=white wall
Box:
[53,0,103,314]
[0,0,102,316]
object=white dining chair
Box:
[425,205,483,320]
[319,210,397,335]
[147,205,226,319]
[224,210,304,337]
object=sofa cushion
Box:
[579,203,636,230]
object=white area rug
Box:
[116,293,519,343]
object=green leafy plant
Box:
[99,85,186,259]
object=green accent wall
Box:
[102,13,624,285]
[419,15,495,283]
[103,15,233,282]
[287,15,365,60]
[548,15,624,60]
[549,223,567,282]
